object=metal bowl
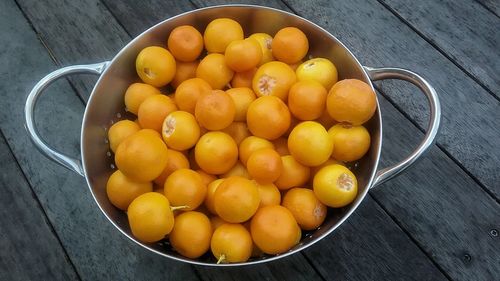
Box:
[25,5,440,266]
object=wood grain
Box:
[284,0,500,200]
[379,0,500,98]
[374,97,500,281]
[15,0,131,102]
[0,132,79,281]
[1,0,200,280]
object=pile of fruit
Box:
[106,17,376,263]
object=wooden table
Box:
[1,0,498,280]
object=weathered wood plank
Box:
[1,0,200,280]
[15,0,131,102]
[0,132,79,281]
[304,195,448,281]
[375,97,500,281]
[475,0,500,17]
[379,0,500,98]
[103,0,196,37]
[284,0,500,199]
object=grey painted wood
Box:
[379,0,500,98]
[284,0,500,200]
[0,133,79,281]
[103,0,196,37]
[475,0,500,17]
[0,0,200,280]
[15,0,131,102]
[373,97,500,281]
[304,196,448,281]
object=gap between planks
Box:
[13,0,88,106]
[374,0,500,102]
[474,0,500,18]
[374,83,500,205]
[0,129,83,281]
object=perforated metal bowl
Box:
[25,5,440,266]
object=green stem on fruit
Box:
[170,205,189,211]
[217,254,226,264]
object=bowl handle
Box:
[364,66,441,189]
[24,61,110,177]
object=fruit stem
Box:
[216,254,226,264]
[170,205,189,211]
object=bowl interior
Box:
[82,5,381,265]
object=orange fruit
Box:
[174,78,212,114]
[138,94,178,132]
[231,67,257,88]
[196,53,234,89]
[115,129,168,182]
[171,60,199,88]
[313,164,358,207]
[248,33,274,66]
[282,188,327,230]
[327,79,377,125]
[127,192,174,242]
[162,111,200,151]
[328,124,371,162]
[167,25,204,62]
[205,178,224,214]
[195,132,238,175]
[254,182,281,208]
[153,149,190,186]
[221,161,250,179]
[247,96,291,140]
[220,122,250,145]
[124,83,161,115]
[226,87,256,122]
[211,223,253,263]
[195,90,235,130]
[108,120,141,153]
[238,136,274,166]
[197,169,217,186]
[275,155,310,190]
[214,176,260,223]
[272,27,309,64]
[169,211,212,258]
[272,137,289,156]
[246,148,282,184]
[288,121,334,166]
[310,158,344,179]
[210,215,228,230]
[225,38,262,72]
[250,205,299,254]
[296,58,338,90]
[252,61,296,100]
[164,168,206,211]
[204,18,244,53]
[106,170,152,210]
[136,46,176,87]
[288,80,327,121]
